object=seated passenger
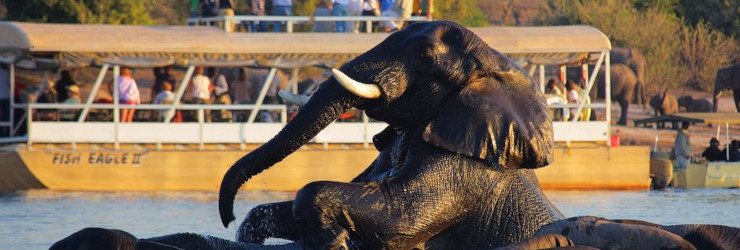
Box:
[36,79,58,121]
[729,140,740,162]
[701,138,725,162]
[545,78,563,96]
[154,81,175,122]
[60,85,81,121]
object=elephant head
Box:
[713,63,740,112]
[219,21,554,234]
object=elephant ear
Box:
[422,51,553,169]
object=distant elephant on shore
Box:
[713,63,740,112]
[611,47,648,107]
[593,63,642,125]
[649,91,678,128]
[677,95,713,112]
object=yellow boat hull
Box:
[2,144,650,191]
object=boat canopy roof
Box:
[634,113,740,125]
[0,21,611,70]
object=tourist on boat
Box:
[218,0,236,32]
[271,0,293,32]
[117,67,140,123]
[230,68,253,122]
[702,138,725,162]
[190,66,212,122]
[671,122,691,171]
[379,0,398,32]
[565,80,580,120]
[729,140,740,162]
[332,0,350,33]
[154,81,176,122]
[393,0,414,29]
[188,0,200,25]
[55,70,77,104]
[151,67,176,104]
[545,78,563,96]
[245,0,266,32]
[360,0,380,32]
[201,0,220,18]
[347,0,363,33]
[209,68,232,122]
[414,0,432,18]
[312,0,333,32]
[35,79,58,121]
[60,85,81,121]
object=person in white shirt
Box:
[190,66,212,122]
[565,80,580,121]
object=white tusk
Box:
[331,68,381,99]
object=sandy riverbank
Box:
[609,96,739,157]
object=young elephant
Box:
[677,95,713,112]
[649,91,679,128]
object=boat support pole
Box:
[653,122,658,151]
[113,66,120,150]
[247,67,277,124]
[527,64,537,77]
[165,65,195,123]
[9,63,14,136]
[571,51,605,122]
[726,122,730,161]
[539,65,545,94]
[605,51,611,145]
[78,64,109,122]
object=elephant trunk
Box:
[636,81,647,110]
[219,79,360,227]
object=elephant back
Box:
[596,63,637,102]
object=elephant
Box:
[677,95,713,112]
[51,21,740,250]
[50,228,183,250]
[649,91,678,116]
[592,63,641,125]
[220,20,561,249]
[648,91,678,128]
[498,216,740,250]
[565,47,647,108]
[611,47,648,107]
[713,63,740,112]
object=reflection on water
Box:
[1,188,738,249]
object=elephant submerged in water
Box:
[52,21,740,250]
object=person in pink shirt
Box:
[118,67,140,122]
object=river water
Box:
[2,188,739,249]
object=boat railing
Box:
[24,103,386,150]
[187,15,430,33]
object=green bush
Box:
[535,0,739,93]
